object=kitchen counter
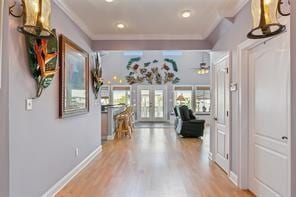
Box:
[101,105,126,140]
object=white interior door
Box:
[248,31,290,197]
[137,85,167,121]
[214,56,230,174]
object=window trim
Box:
[173,85,194,110]
[195,85,211,113]
[111,85,132,105]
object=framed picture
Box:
[59,35,89,118]
[0,0,4,88]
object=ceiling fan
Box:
[190,52,210,75]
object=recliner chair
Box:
[174,105,205,138]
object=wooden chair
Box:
[115,112,132,139]
[126,106,135,133]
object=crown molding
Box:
[202,0,249,39]
[53,0,95,39]
[53,0,249,41]
[91,34,204,40]
[223,0,250,17]
[202,14,223,39]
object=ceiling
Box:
[54,0,248,40]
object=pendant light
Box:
[247,0,286,39]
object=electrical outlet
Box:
[26,99,33,111]
[75,148,79,157]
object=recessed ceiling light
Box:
[116,23,125,29]
[105,0,114,3]
[181,10,191,18]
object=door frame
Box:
[136,85,168,122]
[212,53,231,175]
[237,17,291,195]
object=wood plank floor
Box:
[57,127,254,197]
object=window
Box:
[111,86,131,105]
[100,85,110,105]
[174,86,193,109]
[195,86,211,113]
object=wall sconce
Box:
[9,0,58,98]
[9,0,54,38]
[247,0,286,39]
[91,53,104,99]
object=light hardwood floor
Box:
[57,127,254,197]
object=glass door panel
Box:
[140,90,150,119]
[154,90,164,118]
[137,86,167,121]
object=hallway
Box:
[57,128,253,197]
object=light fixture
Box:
[105,0,114,2]
[113,76,117,80]
[116,23,125,29]
[197,53,210,75]
[10,0,54,38]
[176,94,186,105]
[181,10,191,18]
[247,0,286,39]
[107,81,111,84]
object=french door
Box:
[137,85,167,121]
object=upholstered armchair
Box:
[174,105,205,138]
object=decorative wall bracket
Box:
[9,2,23,18]
[91,53,104,99]
[25,30,58,98]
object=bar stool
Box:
[126,106,135,133]
[115,113,132,139]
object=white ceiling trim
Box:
[91,34,204,40]
[225,0,250,17]
[53,0,95,39]
[202,0,249,39]
[53,0,249,41]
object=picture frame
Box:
[59,35,89,118]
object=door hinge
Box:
[226,111,229,117]
[226,67,229,74]
[226,154,229,160]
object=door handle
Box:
[214,117,218,121]
[282,136,288,140]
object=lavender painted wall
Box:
[207,2,252,175]
[0,0,10,196]
[291,0,296,196]
[8,1,101,196]
[207,2,252,51]
[92,40,212,51]
[101,51,210,86]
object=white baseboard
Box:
[229,171,238,186]
[208,152,213,161]
[42,145,102,197]
[107,133,116,140]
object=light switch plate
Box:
[26,99,33,111]
[230,83,238,92]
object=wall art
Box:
[91,53,103,99]
[125,57,180,85]
[59,35,89,118]
[25,29,58,97]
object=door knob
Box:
[214,117,218,121]
[282,136,288,140]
